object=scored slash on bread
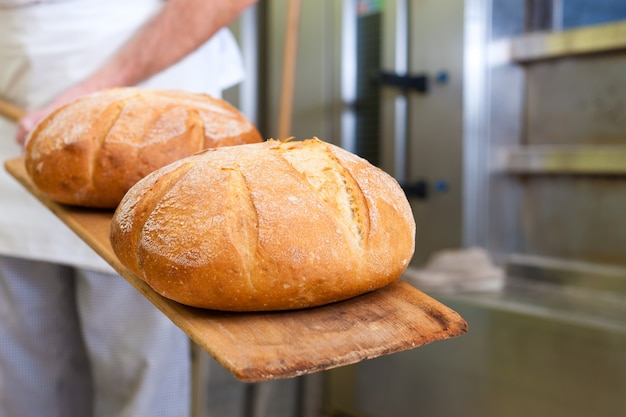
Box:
[24,87,262,208]
[110,138,416,312]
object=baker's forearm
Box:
[81,0,257,90]
[17,0,256,143]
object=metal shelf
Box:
[506,253,626,296]
[499,145,626,175]
[510,20,626,63]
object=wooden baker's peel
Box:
[3,157,468,381]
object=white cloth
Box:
[403,247,505,293]
[0,0,245,271]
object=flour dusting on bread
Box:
[24,87,262,208]
[110,138,415,311]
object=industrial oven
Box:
[324,1,626,416]
[195,1,626,416]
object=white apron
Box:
[0,0,245,271]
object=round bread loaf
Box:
[24,87,262,208]
[110,138,416,311]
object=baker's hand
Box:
[15,83,100,146]
[16,107,50,145]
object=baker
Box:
[0,0,256,416]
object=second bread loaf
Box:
[24,87,262,208]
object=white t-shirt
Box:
[0,0,245,271]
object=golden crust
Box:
[110,138,416,311]
[24,87,263,208]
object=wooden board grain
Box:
[4,157,468,382]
